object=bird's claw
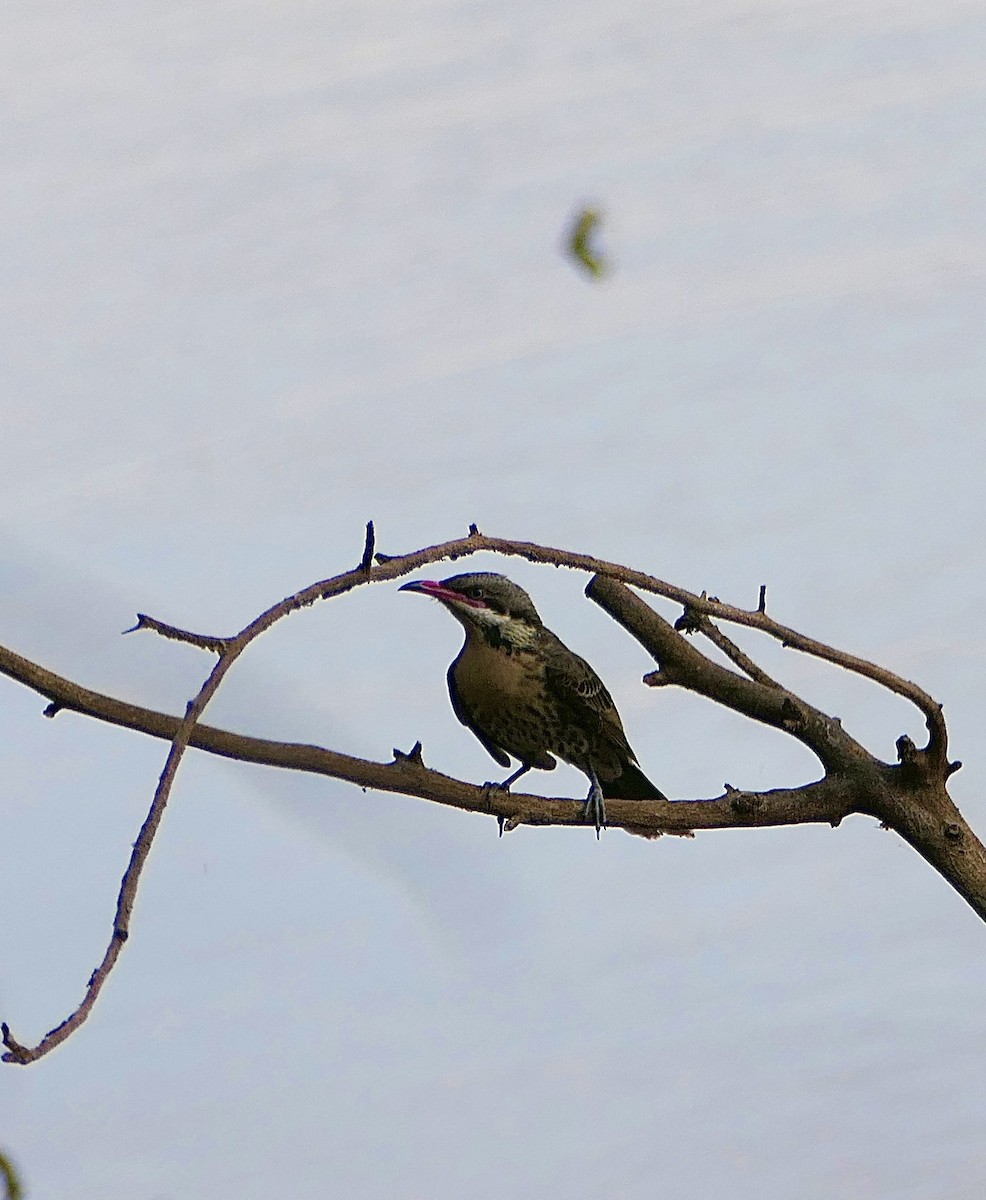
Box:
[481,779,508,812]
[583,778,606,839]
[482,780,509,835]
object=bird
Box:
[399,571,665,833]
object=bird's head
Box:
[399,572,543,644]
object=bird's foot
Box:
[483,767,531,836]
[583,778,606,839]
[481,779,510,811]
[481,780,509,836]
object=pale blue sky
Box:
[3,3,986,1197]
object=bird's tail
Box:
[604,761,667,802]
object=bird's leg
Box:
[502,763,532,789]
[583,769,606,838]
[484,763,531,792]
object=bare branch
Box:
[124,613,230,654]
[0,639,861,836]
[0,526,978,1061]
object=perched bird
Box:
[399,572,665,832]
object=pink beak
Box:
[399,580,487,608]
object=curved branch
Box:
[121,520,945,759]
[3,520,434,1064]
[0,524,974,1062]
[3,631,245,1063]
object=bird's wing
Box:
[541,632,636,761]
[446,661,511,768]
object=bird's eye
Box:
[471,587,485,599]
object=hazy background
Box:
[3,2,986,1196]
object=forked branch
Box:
[0,525,978,1064]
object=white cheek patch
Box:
[470,607,511,629]
[452,602,539,649]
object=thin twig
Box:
[124,613,230,654]
[696,618,783,690]
[676,609,782,690]
[359,521,375,571]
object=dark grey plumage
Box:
[400,572,665,830]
